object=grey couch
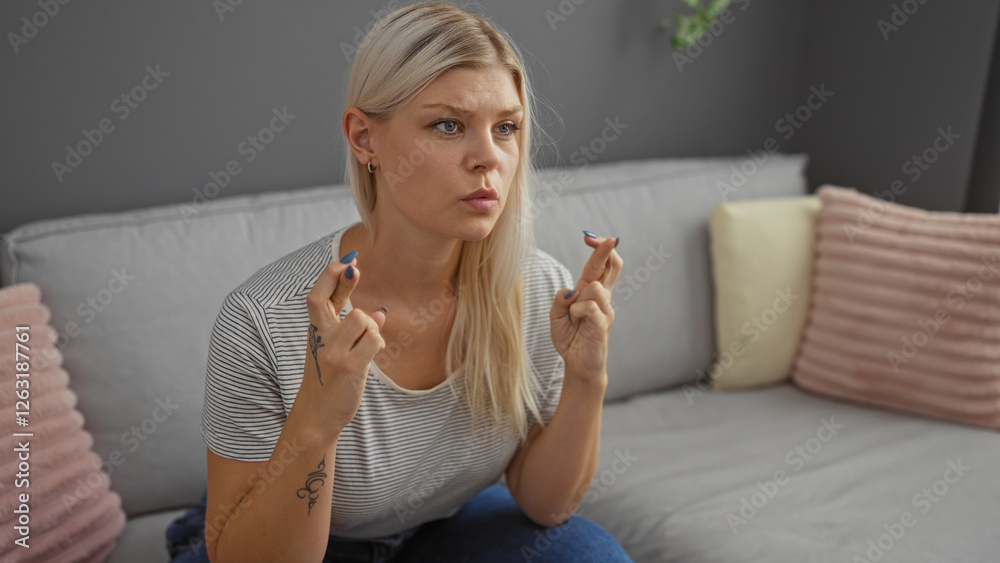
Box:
[2,154,997,562]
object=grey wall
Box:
[789,0,1000,212]
[2,0,997,234]
[0,0,811,234]
[966,8,1000,214]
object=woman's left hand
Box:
[550,232,623,384]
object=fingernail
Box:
[345,265,354,279]
[582,230,598,239]
[340,250,358,264]
[615,237,620,248]
[564,290,577,299]
[375,305,388,315]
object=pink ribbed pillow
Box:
[0,283,126,562]
[792,186,1000,431]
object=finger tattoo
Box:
[308,323,326,385]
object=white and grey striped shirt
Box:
[200,223,574,539]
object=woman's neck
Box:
[340,220,462,309]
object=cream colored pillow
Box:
[709,196,821,390]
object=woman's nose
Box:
[467,132,501,172]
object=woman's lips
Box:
[461,198,497,212]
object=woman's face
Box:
[370,64,523,241]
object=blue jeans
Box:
[390,483,634,562]
[168,484,633,562]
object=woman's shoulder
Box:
[524,247,574,296]
[230,229,345,310]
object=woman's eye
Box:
[497,123,520,136]
[434,120,460,134]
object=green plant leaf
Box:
[667,0,733,49]
[705,0,732,19]
[674,14,706,47]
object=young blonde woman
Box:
[168,2,632,562]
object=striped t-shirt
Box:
[200,223,575,539]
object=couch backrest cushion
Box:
[532,155,809,400]
[792,185,1000,430]
[0,187,361,516]
[0,282,127,560]
[708,196,822,390]
[0,154,808,515]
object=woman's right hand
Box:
[297,251,386,440]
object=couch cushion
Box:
[0,154,808,517]
[708,196,821,390]
[105,509,182,563]
[0,283,127,562]
[0,185,362,516]
[532,154,810,400]
[793,186,1000,430]
[588,383,1000,562]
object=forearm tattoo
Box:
[308,323,326,385]
[296,453,328,515]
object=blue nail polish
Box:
[582,230,598,239]
[564,290,577,299]
[340,250,358,264]
[345,265,354,279]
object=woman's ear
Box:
[343,108,377,166]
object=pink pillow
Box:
[0,282,126,562]
[792,186,1000,430]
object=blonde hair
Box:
[343,1,547,443]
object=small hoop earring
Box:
[367,161,375,174]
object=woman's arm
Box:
[207,255,385,563]
[505,372,607,527]
[208,403,341,563]
[508,233,623,526]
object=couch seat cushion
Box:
[587,384,1000,562]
